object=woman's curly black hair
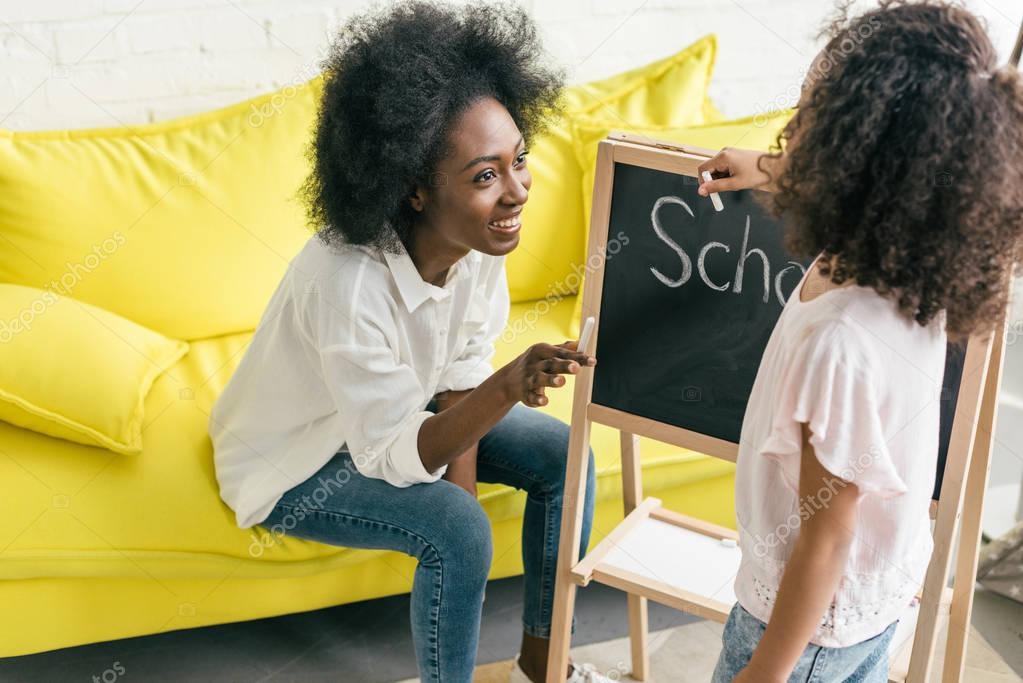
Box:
[765,0,1023,338]
[301,0,564,253]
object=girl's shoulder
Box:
[784,285,946,388]
[790,281,942,343]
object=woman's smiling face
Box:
[411,96,531,257]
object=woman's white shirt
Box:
[209,235,509,529]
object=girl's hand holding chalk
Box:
[701,170,724,212]
[697,148,777,196]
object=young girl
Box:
[697,2,1023,681]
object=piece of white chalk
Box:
[719,538,737,548]
[701,170,724,212]
[578,316,596,354]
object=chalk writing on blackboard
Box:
[649,195,807,306]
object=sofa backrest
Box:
[0,35,721,340]
[0,79,325,341]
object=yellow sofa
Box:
[0,37,762,658]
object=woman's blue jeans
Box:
[258,403,597,683]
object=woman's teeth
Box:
[489,217,520,229]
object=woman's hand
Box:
[501,341,595,408]
[697,147,777,195]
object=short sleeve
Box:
[758,323,908,499]
[314,269,446,487]
[437,256,510,393]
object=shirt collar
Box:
[382,245,478,314]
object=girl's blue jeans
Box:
[258,403,597,683]
[712,603,897,682]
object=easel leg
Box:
[626,593,649,680]
[547,416,594,683]
[548,581,578,683]
[621,431,649,680]
[942,328,1004,682]
[906,337,996,683]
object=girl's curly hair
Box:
[301,1,564,253]
[766,0,1023,338]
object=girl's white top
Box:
[734,268,947,647]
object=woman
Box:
[208,2,606,682]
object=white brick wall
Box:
[0,0,1018,130]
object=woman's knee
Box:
[417,489,492,574]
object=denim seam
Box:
[533,493,554,637]
[271,502,446,680]
[523,490,556,642]
[430,555,443,682]
[806,644,829,682]
[857,623,896,681]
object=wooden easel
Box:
[544,137,1009,683]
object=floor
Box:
[459,608,1022,683]
[1,577,1019,682]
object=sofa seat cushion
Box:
[0,295,732,581]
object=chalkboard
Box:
[935,342,967,499]
[591,161,964,498]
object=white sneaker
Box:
[508,655,615,683]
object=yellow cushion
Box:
[0,284,188,454]
[568,110,794,334]
[506,35,721,304]
[562,34,718,125]
[0,79,324,341]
